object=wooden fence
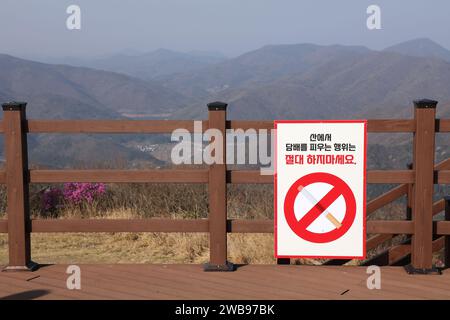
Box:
[0,99,449,273]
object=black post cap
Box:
[2,101,27,111]
[413,99,438,109]
[207,101,228,111]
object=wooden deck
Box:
[1,264,450,300]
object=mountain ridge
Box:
[384,38,450,62]
[1,40,450,167]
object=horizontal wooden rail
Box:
[25,120,207,133]
[435,221,450,235]
[0,119,448,134]
[227,121,274,131]
[366,120,415,132]
[0,218,415,235]
[227,219,274,233]
[30,219,209,233]
[367,170,414,183]
[0,169,444,185]
[29,169,209,183]
[437,119,450,132]
[367,221,413,234]
[0,169,440,185]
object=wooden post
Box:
[406,163,413,221]
[445,196,450,268]
[2,102,37,271]
[204,101,234,271]
[405,99,438,274]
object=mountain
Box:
[53,49,226,81]
[161,43,370,98]
[168,43,450,120]
[384,38,450,62]
[2,41,450,168]
[0,54,187,118]
[0,54,189,167]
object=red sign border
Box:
[274,120,367,260]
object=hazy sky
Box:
[1,0,449,58]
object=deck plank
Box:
[1,264,450,300]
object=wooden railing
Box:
[0,99,449,272]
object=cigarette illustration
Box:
[297,185,342,229]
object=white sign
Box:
[275,120,367,259]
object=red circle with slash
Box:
[284,172,356,243]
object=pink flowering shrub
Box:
[63,183,106,205]
[40,183,106,213]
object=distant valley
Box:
[1,38,450,168]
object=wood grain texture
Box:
[437,119,450,132]
[367,221,413,234]
[30,219,209,233]
[435,221,450,235]
[26,120,207,133]
[366,170,414,183]
[3,106,32,268]
[0,218,418,235]
[207,108,228,266]
[0,118,448,133]
[366,119,415,132]
[411,106,436,269]
[228,219,273,233]
[2,264,450,300]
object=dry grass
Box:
[0,232,279,265]
[0,183,416,266]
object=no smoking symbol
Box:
[284,172,356,243]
